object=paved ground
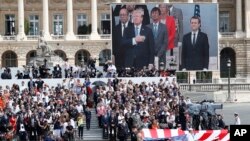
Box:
[216,102,250,125]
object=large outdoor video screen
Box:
[111,3,218,71]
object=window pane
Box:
[106,14,110,19]
[29,15,39,35]
[53,14,63,35]
[100,13,111,34]
[101,14,105,20]
[5,15,15,35]
[219,12,230,32]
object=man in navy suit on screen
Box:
[122,8,154,70]
[181,16,209,71]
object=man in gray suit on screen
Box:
[147,7,168,69]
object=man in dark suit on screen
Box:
[181,16,209,71]
[122,9,154,70]
[113,8,133,69]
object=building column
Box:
[90,0,100,39]
[65,0,75,40]
[164,0,169,3]
[212,0,217,3]
[188,0,193,3]
[17,0,26,41]
[43,0,51,40]
[236,0,245,38]
[140,0,145,3]
[246,0,250,38]
[245,0,250,77]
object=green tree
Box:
[24,18,29,35]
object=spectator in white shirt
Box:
[76,103,84,113]
[19,81,27,92]
[234,112,241,125]
[106,61,117,77]
[185,97,192,104]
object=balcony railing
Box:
[100,34,111,39]
[2,36,16,41]
[0,32,244,41]
[26,35,39,40]
[219,32,236,38]
[180,83,250,92]
[51,35,65,40]
[1,34,111,41]
[76,35,90,40]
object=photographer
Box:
[15,70,23,79]
[87,57,97,74]
[53,64,62,78]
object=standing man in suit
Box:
[181,16,209,70]
[122,9,154,70]
[113,8,133,69]
[28,77,35,91]
[147,7,168,69]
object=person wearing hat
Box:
[234,112,241,125]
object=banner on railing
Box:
[141,129,229,141]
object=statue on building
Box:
[27,31,65,68]
[38,31,54,57]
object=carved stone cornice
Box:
[52,0,65,4]
[76,0,89,3]
[5,0,15,3]
[26,0,42,4]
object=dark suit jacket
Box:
[113,22,133,68]
[28,80,35,91]
[147,23,168,63]
[122,25,154,69]
[181,31,209,70]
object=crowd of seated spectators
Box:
[0,72,226,141]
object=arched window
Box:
[2,51,17,67]
[99,49,111,66]
[75,49,90,66]
[220,47,236,78]
[26,50,36,65]
[54,50,67,61]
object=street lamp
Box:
[227,59,231,101]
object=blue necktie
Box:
[153,24,158,39]
[135,26,139,36]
